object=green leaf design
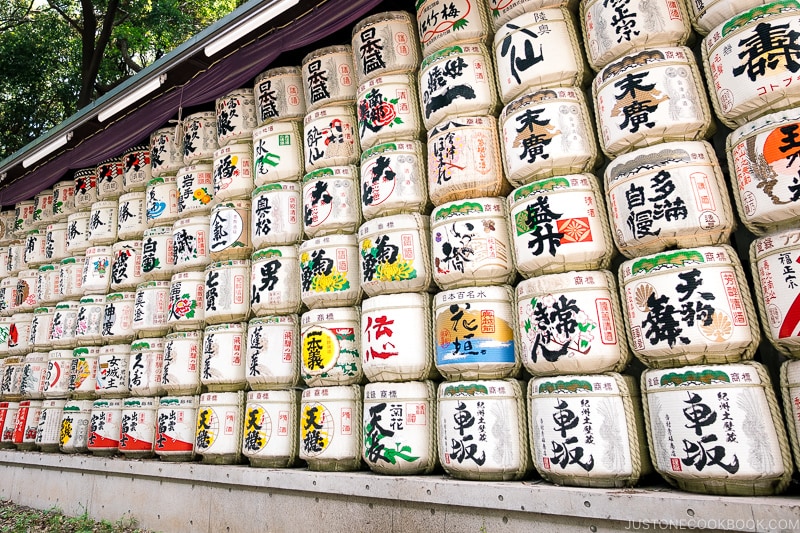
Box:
[452,18,469,30]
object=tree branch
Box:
[116,38,142,73]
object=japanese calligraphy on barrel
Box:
[167,270,205,332]
[417,0,492,57]
[299,384,363,471]
[176,164,214,215]
[357,74,424,150]
[88,398,122,455]
[302,45,357,113]
[150,126,184,178]
[302,166,361,239]
[245,315,302,390]
[132,281,170,338]
[101,292,136,344]
[182,111,219,166]
[96,158,124,201]
[300,306,363,387]
[213,143,254,203]
[117,191,147,240]
[146,176,180,227]
[250,247,301,317]
[779,359,800,471]
[254,66,306,126]
[360,140,428,220]
[195,391,244,464]
[154,395,198,461]
[252,121,305,186]
[201,322,247,392]
[216,89,257,147]
[243,389,300,467]
[58,399,92,453]
[118,396,157,458]
[122,145,152,193]
[299,233,362,309]
[70,347,99,400]
[162,331,202,396]
[303,106,360,172]
[128,339,165,397]
[352,11,420,85]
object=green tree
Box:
[0,0,238,160]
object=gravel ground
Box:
[0,500,151,532]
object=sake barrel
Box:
[302,45,357,112]
[95,344,130,398]
[20,352,48,400]
[686,0,769,35]
[727,107,800,235]
[516,271,631,376]
[208,200,252,261]
[245,315,301,390]
[0,402,18,447]
[15,200,35,235]
[70,346,100,399]
[593,46,713,157]
[358,213,433,296]
[16,268,40,311]
[88,200,118,245]
[427,116,510,206]
[30,306,55,351]
[201,322,247,391]
[431,197,516,289]
[620,245,760,368]
[303,105,361,172]
[167,270,206,331]
[0,210,17,245]
[509,174,615,277]
[59,399,93,453]
[51,180,75,222]
[438,379,530,480]
[581,0,692,71]
[101,291,136,344]
[36,398,67,452]
[252,121,305,185]
[81,246,113,295]
[302,166,361,238]
[23,230,47,267]
[13,399,43,449]
[140,226,175,281]
[132,280,170,337]
[0,248,9,281]
[417,0,492,57]
[172,216,211,270]
[122,145,152,192]
[250,247,301,316]
[494,8,587,104]
[150,126,184,177]
[66,211,91,254]
[254,66,306,125]
[0,278,17,318]
[195,391,244,464]
[154,395,198,461]
[243,389,300,467]
[356,74,424,150]
[363,380,438,475]
[43,350,73,399]
[433,285,520,380]
[117,191,147,240]
[111,240,144,291]
[0,316,11,356]
[88,398,122,455]
[251,183,303,248]
[606,140,734,258]
[75,295,106,345]
[361,293,437,382]
[118,396,158,457]
[204,260,250,324]
[7,242,25,275]
[182,111,219,165]
[33,189,54,227]
[37,264,60,306]
[499,88,600,187]
[702,3,800,128]
[176,164,214,214]
[780,359,800,471]
[128,338,164,397]
[528,373,651,487]
[145,175,180,227]
[213,143,254,203]
[419,44,500,130]
[299,233,362,309]
[162,331,202,395]
[216,88,258,147]
[299,385,363,471]
[1,357,24,400]
[751,228,800,357]
[8,312,33,356]
[642,362,792,496]
[352,11,420,84]
[96,158,124,200]
[73,168,98,211]
[360,140,428,220]
[45,223,68,262]
[49,303,79,348]
[300,307,364,387]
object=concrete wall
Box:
[1,450,797,532]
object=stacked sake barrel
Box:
[240,60,307,468]
[582,0,794,496]
[695,1,800,492]
[290,36,368,472]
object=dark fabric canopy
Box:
[0,0,383,206]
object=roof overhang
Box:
[0,0,385,206]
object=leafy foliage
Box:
[0,0,239,161]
